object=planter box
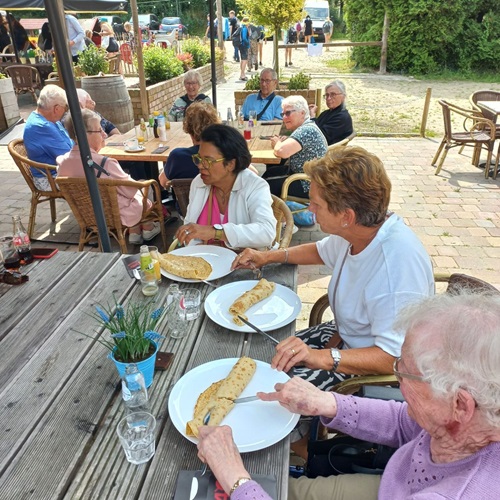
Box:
[234,89,320,108]
[0,78,20,132]
[128,60,224,122]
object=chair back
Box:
[437,273,500,295]
[470,90,500,123]
[271,194,294,249]
[438,100,453,140]
[5,65,42,101]
[280,172,310,207]
[327,131,357,150]
[170,178,193,217]
[2,44,13,54]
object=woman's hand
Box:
[258,377,338,418]
[309,104,317,118]
[231,248,268,271]
[175,223,214,246]
[271,336,324,373]
[197,426,250,495]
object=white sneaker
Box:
[142,221,161,241]
[129,232,143,245]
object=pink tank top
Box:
[197,191,229,226]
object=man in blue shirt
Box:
[23,85,74,191]
[65,13,86,63]
[241,68,283,121]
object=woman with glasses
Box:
[264,95,327,198]
[175,124,276,250]
[309,80,354,145]
[57,109,160,246]
[197,292,500,500]
[167,70,212,122]
[159,101,220,189]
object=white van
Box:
[302,0,330,42]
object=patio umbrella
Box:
[0,0,127,11]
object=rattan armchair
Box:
[8,138,64,238]
[470,90,500,133]
[432,100,497,178]
[170,178,193,217]
[4,65,43,102]
[57,176,167,253]
[310,273,500,396]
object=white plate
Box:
[168,358,299,452]
[160,245,237,283]
[124,146,145,153]
[205,280,301,332]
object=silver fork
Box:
[249,262,263,280]
[199,411,211,476]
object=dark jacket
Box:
[314,105,354,145]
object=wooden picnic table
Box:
[0,250,298,499]
[100,121,283,164]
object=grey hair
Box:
[37,85,67,110]
[76,89,90,108]
[261,67,277,80]
[63,108,100,141]
[282,95,310,120]
[394,291,500,428]
[184,70,203,87]
[326,80,347,109]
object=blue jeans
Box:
[233,44,240,61]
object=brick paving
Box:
[1,66,499,330]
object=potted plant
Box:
[76,44,109,76]
[82,300,165,387]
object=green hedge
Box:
[142,46,184,85]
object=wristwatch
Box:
[330,348,342,373]
[213,224,224,241]
[230,477,252,496]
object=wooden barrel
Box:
[81,75,134,133]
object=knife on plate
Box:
[237,316,280,345]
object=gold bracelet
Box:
[230,477,252,496]
[283,248,289,264]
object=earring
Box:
[342,223,348,228]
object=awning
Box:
[0,0,127,13]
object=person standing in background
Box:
[65,13,86,63]
[228,10,239,62]
[6,14,29,52]
[323,17,333,50]
[304,14,313,43]
[0,14,12,52]
[237,17,250,81]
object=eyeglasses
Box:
[260,79,275,84]
[192,153,225,170]
[87,129,105,135]
[55,103,69,112]
[185,81,198,86]
[324,93,343,99]
[281,110,297,118]
[393,357,427,383]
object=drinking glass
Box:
[243,128,252,140]
[182,288,201,321]
[0,237,20,272]
[116,412,156,465]
[139,269,159,296]
[148,246,162,283]
[249,110,257,125]
[136,126,145,146]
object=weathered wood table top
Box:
[101,122,283,164]
[0,251,297,499]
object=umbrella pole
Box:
[5,13,21,63]
[129,0,148,117]
[46,0,112,252]
[208,0,217,107]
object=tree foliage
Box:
[236,0,304,70]
[345,0,500,74]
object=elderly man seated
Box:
[76,89,120,137]
[23,85,73,191]
[196,291,500,500]
[241,68,283,121]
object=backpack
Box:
[287,26,297,44]
[250,24,261,41]
[295,21,302,32]
[231,24,242,46]
[323,21,333,34]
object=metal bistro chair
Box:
[57,176,167,254]
[167,194,294,252]
[8,138,64,238]
[432,100,496,178]
[4,65,43,102]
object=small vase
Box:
[109,341,158,388]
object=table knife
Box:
[234,395,259,404]
[237,316,280,345]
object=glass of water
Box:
[182,288,201,321]
[117,412,156,465]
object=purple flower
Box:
[111,331,126,339]
[116,305,125,319]
[144,330,164,341]
[95,306,110,323]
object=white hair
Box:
[395,291,500,428]
[37,85,67,110]
[184,70,203,87]
[76,89,90,108]
[282,95,310,119]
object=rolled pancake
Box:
[186,357,257,437]
[159,253,212,280]
[229,279,276,326]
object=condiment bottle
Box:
[12,216,33,265]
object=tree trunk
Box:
[273,27,280,74]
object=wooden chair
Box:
[469,90,500,132]
[4,65,43,102]
[432,100,496,178]
[170,178,192,218]
[119,42,135,74]
[167,193,294,252]
[7,138,64,238]
[310,273,500,396]
[57,176,167,254]
[327,131,357,150]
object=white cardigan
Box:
[185,169,277,249]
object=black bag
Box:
[231,25,242,47]
[106,36,119,53]
[287,27,297,44]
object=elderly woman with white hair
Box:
[195,291,500,500]
[265,95,327,198]
[168,70,212,122]
[309,80,354,145]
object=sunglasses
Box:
[192,154,225,170]
[282,110,297,118]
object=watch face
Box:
[214,224,223,230]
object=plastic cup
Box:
[136,126,145,146]
[139,269,158,296]
[116,412,156,465]
[181,288,201,321]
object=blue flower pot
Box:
[109,341,158,388]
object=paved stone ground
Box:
[1,57,499,330]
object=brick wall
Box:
[129,60,224,122]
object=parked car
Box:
[129,14,160,31]
[159,17,187,38]
[99,15,125,36]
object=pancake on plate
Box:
[186,357,257,437]
[229,279,276,325]
[159,253,212,280]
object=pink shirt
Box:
[197,190,229,243]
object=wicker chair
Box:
[167,193,294,252]
[432,100,496,178]
[470,90,500,133]
[309,273,500,396]
[7,138,64,238]
[57,176,167,254]
[4,65,43,102]
[170,178,193,218]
